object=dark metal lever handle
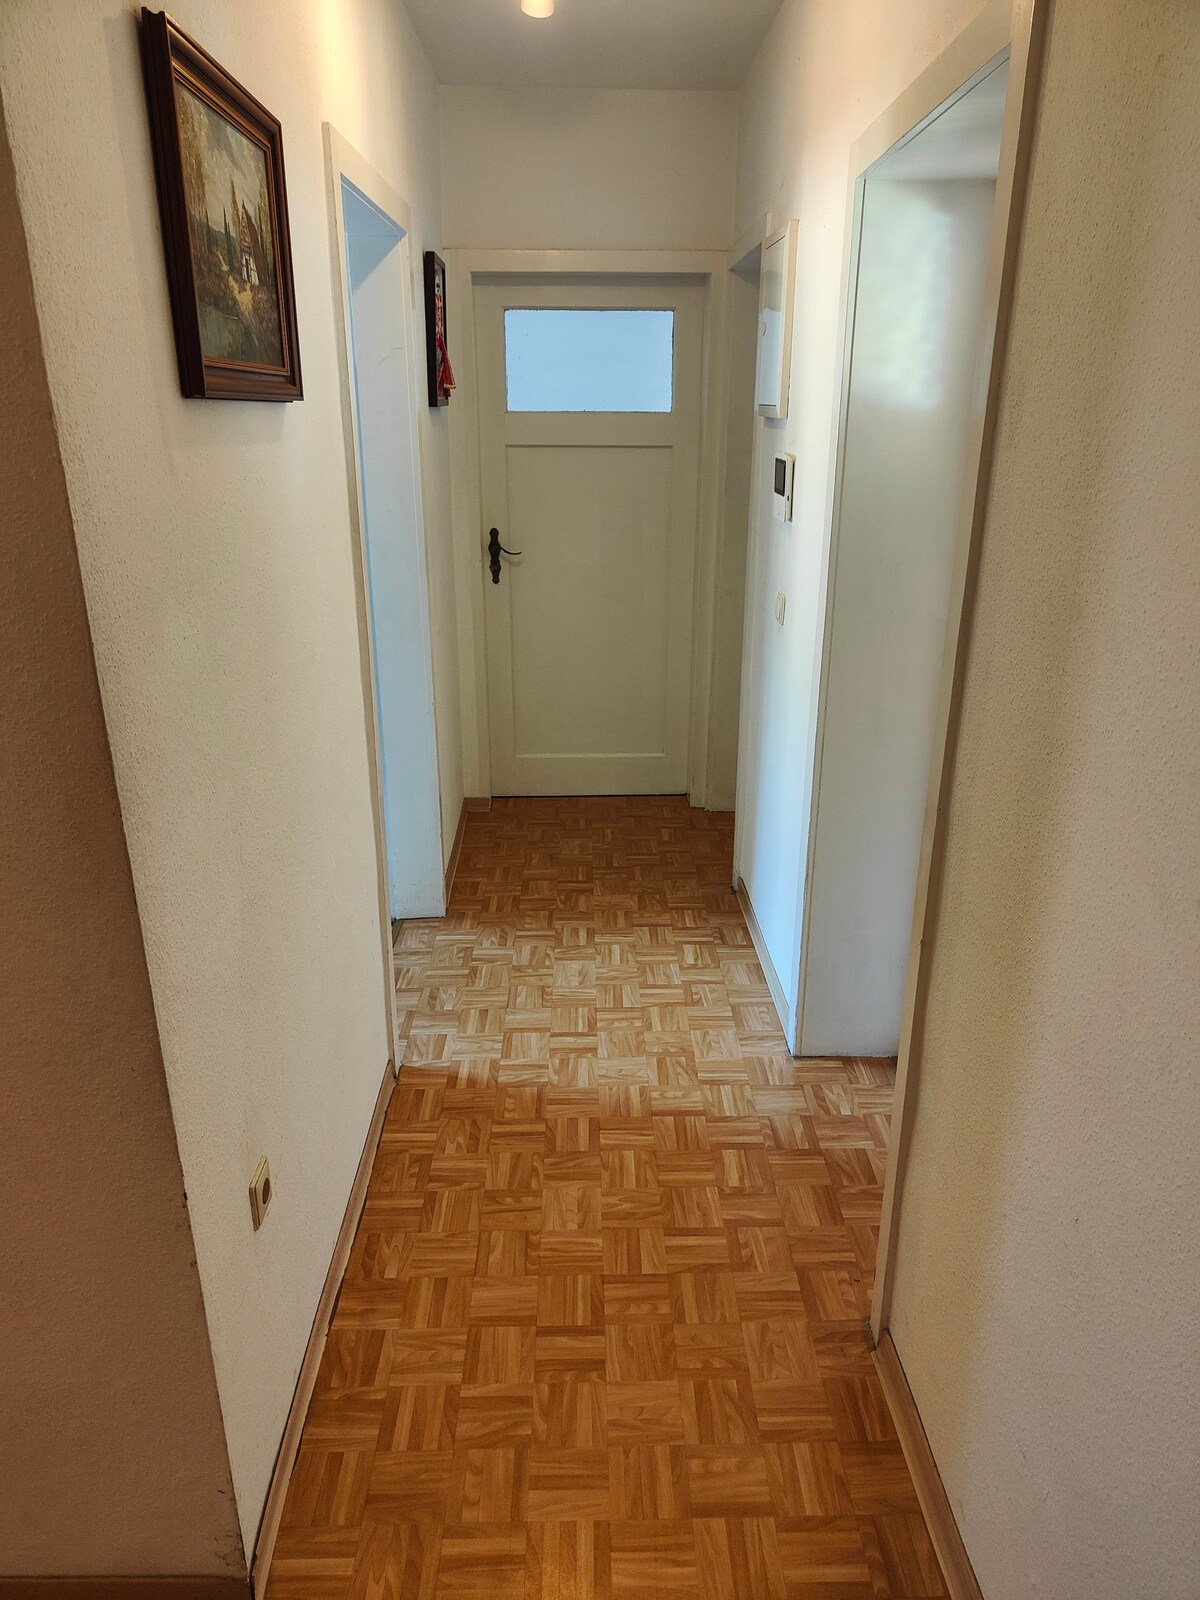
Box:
[488,527,522,584]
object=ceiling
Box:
[402,0,786,90]
[875,62,1010,181]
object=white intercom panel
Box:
[772,453,795,522]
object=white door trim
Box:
[444,248,730,808]
[474,276,705,796]
[729,224,768,897]
[781,0,1049,1341]
[323,125,445,1075]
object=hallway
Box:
[267,797,942,1599]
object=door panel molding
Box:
[475,277,706,797]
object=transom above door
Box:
[476,278,704,796]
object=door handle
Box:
[488,527,522,584]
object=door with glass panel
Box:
[476,279,704,795]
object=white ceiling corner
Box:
[402,0,786,91]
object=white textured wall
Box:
[0,101,242,1580]
[441,87,739,251]
[889,2,1200,1593]
[733,0,989,1031]
[0,0,460,1551]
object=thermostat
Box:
[772,453,795,522]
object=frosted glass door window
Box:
[505,309,674,412]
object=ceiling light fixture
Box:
[521,0,554,16]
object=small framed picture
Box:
[424,251,455,407]
[140,8,302,400]
[755,219,798,419]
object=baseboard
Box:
[249,1056,395,1597]
[735,877,792,1045]
[444,800,468,904]
[0,1582,251,1598]
[874,1331,984,1600]
[444,797,489,902]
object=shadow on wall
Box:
[0,89,243,1578]
[890,5,1200,1591]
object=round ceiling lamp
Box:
[521,0,554,15]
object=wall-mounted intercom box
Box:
[773,453,795,522]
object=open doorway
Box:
[796,61,1011,1057]
[771,0,1049,1361]
[325,129,444,1063]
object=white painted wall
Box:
[799,175,995,1055]
[736,1,1199,1585]
[708,257,761,811]
[345,184,445,916]
[888,2,1200,1593]
[0,103,243,1579]
[0,0,460,1552]
[732,0,991,1040]
[440,83,743,809]
[441,87,739,251]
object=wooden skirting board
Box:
[444,796,490,904]
[249,1056,396,1597]
[735,876,792,1046]
[0,1583,251,1598]
[874,1331,985,1600]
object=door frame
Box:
[323,125,445,1075]
[473,274,706,797]
[444,249,731,806]
[795,59,1012,1059]
[783,0,1048,1341]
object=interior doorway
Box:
[474,277,705,796]
[796,61,1011,1057]
[325,129,444,1062]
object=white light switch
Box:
[775,592,786,626]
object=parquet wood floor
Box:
[266,797,943,1600]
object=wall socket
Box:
[249,1156,273,1230]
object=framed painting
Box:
[424,250,455,407]
[140,9,302,400]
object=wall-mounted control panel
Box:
[773,453,795,522]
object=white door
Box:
[477,279,704,795]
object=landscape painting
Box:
[175,82,283,368]
[140,8,302,399]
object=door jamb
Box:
[443,248,730,806]
[794,49,1016,1059]
[323,125,444,1077]
[797,0,1049,1341]
[728,221,767,892]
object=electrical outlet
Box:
[775,592,787,625]
[249,1156,273,1230]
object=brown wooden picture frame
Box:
[139,9,302,400]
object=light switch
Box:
[775,592,786,626]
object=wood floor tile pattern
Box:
[268,798,944,1600]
